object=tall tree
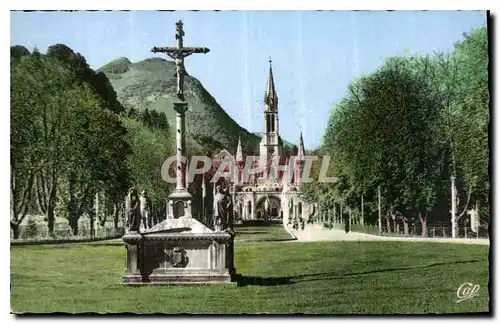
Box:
[322,57,445,236]
[58,85,130,234]
[11,53,76,235]
[11,50,41,238]
[417,27,489,236]
[297,26,489,238]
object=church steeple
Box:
[236,136,243,163]
[259,58,282,180]
[264,58,278,111]
[297,132,305,158]
[235,136,244,185]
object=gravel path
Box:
[288,224,490,245]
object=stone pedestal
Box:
[122,218,236,285]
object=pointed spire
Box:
[283,157,290,187]
[236,136,243,162]
[297,132,305,158]
[264,58,278,111]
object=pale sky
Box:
[11,11,487,149]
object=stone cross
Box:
[151,20,210,100]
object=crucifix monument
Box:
[121,20,235,285]
[152,20,210,219]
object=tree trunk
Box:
[378,185,382,235]
[38,177,56,236]
[419,213,427,237]
[476,200,480,238]
[391,212,397,234]
[403,217,409,236]
[36,169,58,236]
[86,194,96,239]
[89,211,95,239]
[66,184,90,236]
[68,216,79,235]
[67,201,79,235]
[386,215,391,234]
[361,194,364,226]
[451,175,457,238]
[101,192,107,227]
[340,202,343,224]
[11,222,20,240]
[333,203,336,223]
[10,169,35,239]
[113,203,120,229]
[47,204,55,236]
[96,192,106,227]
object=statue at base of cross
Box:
[214,186,233,232]
[126,188,141,232]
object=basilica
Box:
[213,60,317,225]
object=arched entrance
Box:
[255,195,281,221]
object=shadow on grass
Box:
[257,238,296,242]
[86,242,124,247]
[236,238,296,243]
[234,220,282,227]
[235,259,480,287]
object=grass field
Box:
[10,224,490,314]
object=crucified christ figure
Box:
[151,20,210,100]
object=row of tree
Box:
[301,27,489,237]
[10,44,175,238]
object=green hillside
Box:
[99,57,296,157]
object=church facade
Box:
[214,61,317,225]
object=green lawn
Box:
[10,224,490,314]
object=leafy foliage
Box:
[308,27,489,233]
[10,45,167,237]
[58,85,131,234]
[47,44,126,114]
[11,51,76,235]
[10,45,30,61]
[120,116,175,206]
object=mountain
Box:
[99,57,296,157]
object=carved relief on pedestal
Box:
[170,246,189,268]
